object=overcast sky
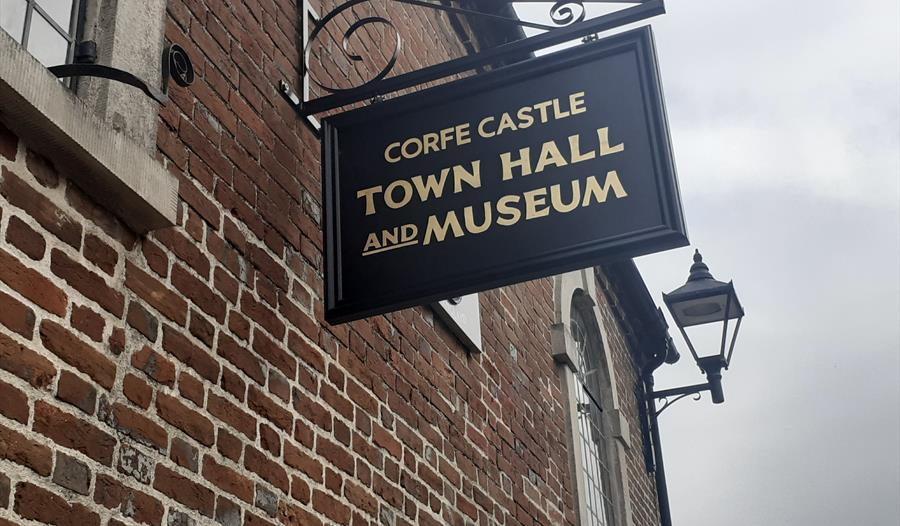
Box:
[513,2,900,524]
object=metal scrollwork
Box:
[550,2,587,26]
[655,392,702,417]
[305,1,402,94]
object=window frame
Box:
[10,0,84,65]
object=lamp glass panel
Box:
[679,322,726,360]
[670,293,730,327]
[0,0,27,42]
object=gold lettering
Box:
[440,127,454,150]
[424,211,465,245]
[582,171,628,206]
[385,143,401,163]
[524,188,550,220]
[552,98,570,119]
[497,113,517,135]
[496,195,522,226]
[535,140,568,173]
[363,233,380,252]
[568,134,596,164]
[478,116,496,138]
[411,169,449,201]
[423,133,440,155]
[551,180,581,213]
[453,161,482,193]
[385,180,413,209]
[599,127,625,156]
[501,148,532,181]
[517,107,535,129]
[356,185,383,216]
[463,203,492,234]
[570,92,587,115]
[401,224,418,242]
[401,137,422,159]
[457,123,471,146]
[534,100,553,123]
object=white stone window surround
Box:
[0,0,177,234]
[553,269,635,526]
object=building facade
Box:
[0,1,674,525]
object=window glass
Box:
[28,9,67,66]
[572,305,617,526]
[36,0,72,30]
[0,0,28,42]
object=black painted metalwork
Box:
[285,0,663,117]
[48,44,194,105]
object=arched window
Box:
[570,295,617,526]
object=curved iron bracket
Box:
[48,44,194,105]
[655,392,702,417]
[284,0,665,117]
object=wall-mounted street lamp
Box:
[652,250,744,407]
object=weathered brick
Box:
[25,148,59,187]
[171,263,226,322]
[217,332,265,385]
[106,401,169,451]
[154,228,210,278]
[123,373,153,409]
[64,183,136,248]
[188,308,215,347]
[1,166,82,248]
[252,329,296,379]
[0,289,35,338]
[83,233,117,275]
[0,378,28,423]
[162,324,220,382]
[5,215,45,260]
[170,436,199,472]
[284,441,323,482]
[50,248,124,317]
[33,400,115,465]
[240,293,285,339]
[0,330,56,389]
[0,247,67,316]
[154,464,215,517]
[52,452,90,495]
[208,392,256,439]
[56,370,97,415]
[0,422,52,475]
[215,496,242,526]
[14,482,100,526]
[118,444,155,484]
[157,392,215,446]
[203,455,254,503]
[217,428,243,462]
[71,304,105,342]
[0,472,8,507]
[94,474,165,526]
[125,261,188,325]
[40,319,116,390]
[132,345,176,386]
[244,446,289,493]
[128,301,160,342]
[313,489,351,525]
[247,385,292,432]
[179,371,205,406]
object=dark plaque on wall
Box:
[321,26,688,324]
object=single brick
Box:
[127,301,160,342]
[215,496,241,526]
[117,444,155,484]
[217,332,265,385]
[157,392,214,446]
[0,290,35,339]
[125,261,188,325]
[178,371,205,406]
[40,319,116,390]
[94,474,164,526]
[0,331,56,389]
[0,166,81,248]
[50,248,124,317]
[170,436,199,472]
[14,482,100,526]
[33,400,115,465]
[244,447,289,493]
[202,455,254,503]
[52,452,90,495]
[188,309,215,347]
[131,345,175,386]
[5,215,45,260]
[162,325,220,382]
[216,428,242,462]
[24,148,59,188]
[106,401,168,451]
[56,370,97,415]
[83,233,117,275]
[70,304,105,342]
[123,373,152,409]
[0,247,67,316]
[0,121,17,161]
[108,326,126,355]
[154,464,215,517]
[208,393,256,439]
[0,422,52,475]
[171,263,226,322]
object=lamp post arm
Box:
[649,382,711,400]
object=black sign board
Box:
[322,26,687,324]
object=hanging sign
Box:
[322,27,687,324]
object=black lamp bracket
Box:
[283,0,664,117]
[653,391,703,417]
[48,43,194,105]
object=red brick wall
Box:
[0,1,661,525]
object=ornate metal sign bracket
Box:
[282,0,665,120]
